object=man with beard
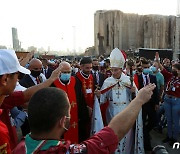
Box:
[75,57,94,142]
[92,58,105,89]
[52,61,79,143]
[13,84,156,154]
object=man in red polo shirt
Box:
[0,49,61,153]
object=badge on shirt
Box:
[172,87,176,91]
[86,88,92,94]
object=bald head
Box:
[59,61,71,73]
[29,58,42,71]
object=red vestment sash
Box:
[54,77,79,143]
[76,72,94,108]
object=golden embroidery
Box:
[71,101,76,108]
[0,143,7,154]
[71,122,78,128]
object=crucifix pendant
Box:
[116,89,121,99]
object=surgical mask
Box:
[132,70,136,75]
[31,70,41,78]
[150,66,157,72]
[60,73,71,81]
[143,68,151,74]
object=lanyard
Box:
[166,77,179,91]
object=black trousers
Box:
[142,103,157,151]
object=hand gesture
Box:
[130,86,136,93]
[155,52,160,61]
[49,65,62,81]
[136,83,156,105]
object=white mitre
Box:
[110,48,125,68]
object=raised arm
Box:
[23,66,61,102]
[108,83,156,140]
[154,52,164,71]
[19,51,34,67]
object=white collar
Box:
[142,73,149,78]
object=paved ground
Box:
[150,128,180,154]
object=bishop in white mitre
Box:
[100,48,144,154]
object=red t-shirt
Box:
[1,91,25,110]
[161,68,180,97]
[0,91,25,150]
[0,110,11,154]
[13,126,119,154]
[83,126,118,153]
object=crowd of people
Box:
[0,48,179,154]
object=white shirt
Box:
[142,73,150,86]
[92,70,99,84]
[29,73,46,85]
[42,67,48,76]
[15,82,27,91]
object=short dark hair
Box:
[141,58,149,65]
[173,63,180,70]
[92,58,98,62]
[80,57,92,65]
[28,87,69,134]
[105,59,110,63]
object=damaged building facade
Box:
[94,10,180,59]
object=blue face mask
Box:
[132,70,136,75]
[143,68,151,74]
[60,73,71,81]
[150,66,157,72]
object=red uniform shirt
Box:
[76,71,94,108]
[0,91,25,150]
[0,110,11,154]
[161,68,180,97]
[13,126,118,154]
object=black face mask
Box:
[93,66,99,71]
[172,70,178,76]
[31,70,41,78]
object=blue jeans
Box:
[164,95,180,140]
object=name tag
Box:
[86,88,92,94]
